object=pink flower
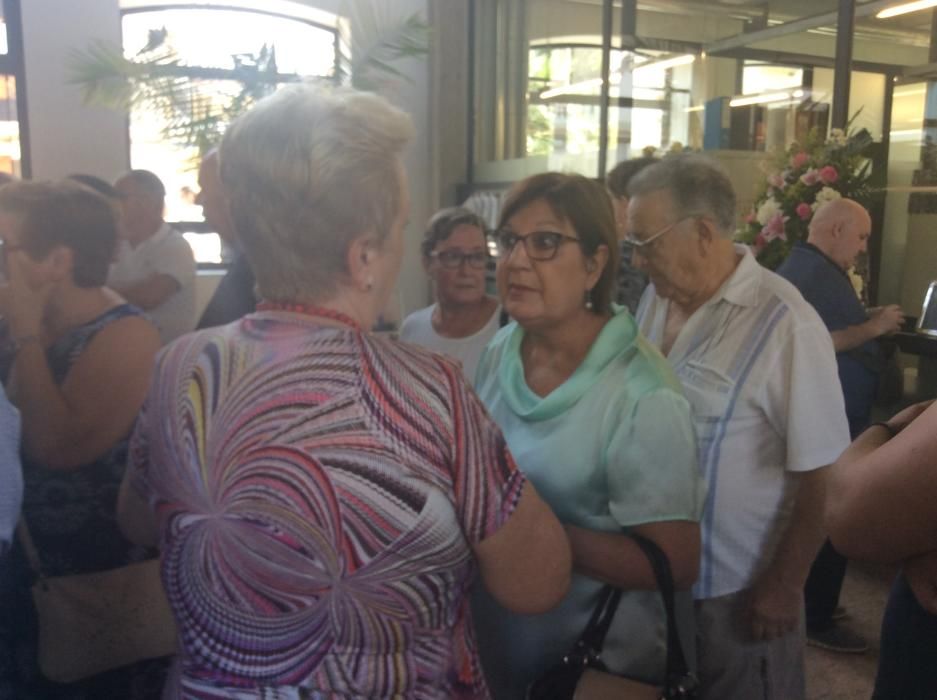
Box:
[800,169,819,186]
[796,202,813,221]
[761,211,788,242]
[767,173,785,189]
[818,165,839,184]
[790,152,809,169]
[754,232,767,255]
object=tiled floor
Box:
[805,561,897,699]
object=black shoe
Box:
[807,624,868,654]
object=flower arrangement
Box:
[736,125,877,270]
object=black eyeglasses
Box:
[430,249,490,269]
[491,229,582,261]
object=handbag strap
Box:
[579,584,623,657]
[15,519,44,579]
[627,531,691,684]
[574,532,690,676]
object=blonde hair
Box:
[220,83,414,302]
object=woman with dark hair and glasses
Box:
[399,206,501,379]
[472,172,704,698]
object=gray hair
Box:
[627,154,737,238]
[219,83,414,302]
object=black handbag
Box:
[526,532,698,700]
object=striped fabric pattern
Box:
[130,312,524,699]
[636,247,850,600]
[689,299,789,598]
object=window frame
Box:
[120,2,341,266]
[2,0,29,178]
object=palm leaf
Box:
[68,3,429,156]
[338,1,430,90]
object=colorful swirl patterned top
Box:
[129,311,525,699]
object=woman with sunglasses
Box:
[399,207,501,380]
[472,172,705,698]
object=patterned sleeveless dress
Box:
[0,304,168,700]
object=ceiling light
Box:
[729,91,796,107]
[539,78,604,100]
[876,0,937,19]
[633,54,696,74]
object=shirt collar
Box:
[796,241,850,282]
[703,243,761,309]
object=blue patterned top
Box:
[17,304,153,576]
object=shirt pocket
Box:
[677,360,736,420]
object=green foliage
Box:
[337,5,430,90]
[735,122,878,270]
[67,2,430,159]
[68,32,294,159]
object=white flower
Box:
[756,197,782,225]
[847,267,863,299]
[812,186,842,212]
[828,128,848,146]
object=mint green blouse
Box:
[472,308,704,699]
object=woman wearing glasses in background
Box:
[472,172,705,698]
[399,207,501,380]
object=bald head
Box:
[807,198,871,271]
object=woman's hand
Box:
[0,252,53,338]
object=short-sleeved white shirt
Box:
[108,223,196,344]
[636,245,850,599]
[398,303,502,381]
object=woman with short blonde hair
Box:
[120,84,571,699]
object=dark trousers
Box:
[804,539,848,632]
[873,572,937,699]
[804,419,866,632]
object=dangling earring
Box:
[584,290,594,310]
[365,276,374,292]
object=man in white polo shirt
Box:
[109,169,196,344]
[628,154,850,700]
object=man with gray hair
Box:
[627,153,851,699]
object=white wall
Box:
[20,0,128,180]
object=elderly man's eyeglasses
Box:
[623,216,695,251]
[492,229,582,261]
[430,250,490,269]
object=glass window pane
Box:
[0,4,8,56]
[0,75,21,176]
[123,9,335,77]
[882,82,928,313]
[123,7,338,254]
